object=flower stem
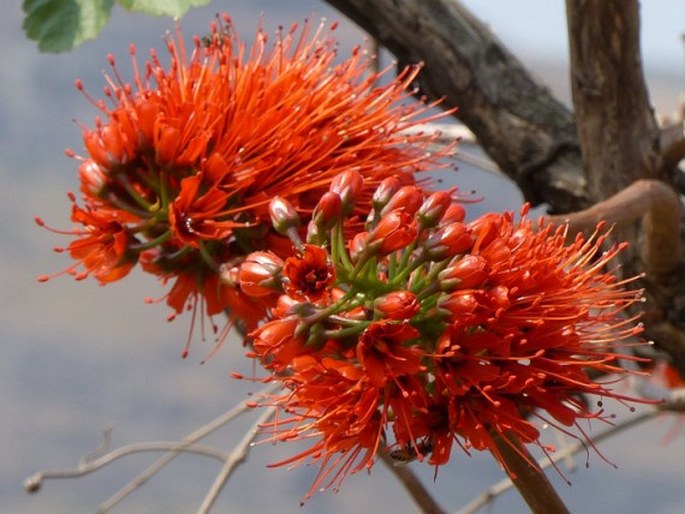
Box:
[491,433,570,514]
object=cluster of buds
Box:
[237,170,647,497]
[37,15,454,351]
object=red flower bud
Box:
[78,160,107,196]
[349,231,369,262]
[438,255,489,291]
[368,210,418,255]
[250,317,304,370]
[440,203,466,224]
[372,176,402,211]
[238,251,284,297]
[269,196,301,236]
[374,290,420,320]
[417,191,452,228]
[437,290,479,321]
[329,170,363,214]
[307,192,342,243]
[381,185,424,217]
[312,191,342,229]
[423,222,474,260]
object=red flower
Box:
[43,14,453,351]
[248,179,648,497]
[37,198,138,284]
[357,320,424,387]
[283,244,336,301]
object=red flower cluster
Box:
[38,15,453,351]
[240,172,647,498]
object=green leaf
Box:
[23,0,115,53]
[118,0,211,18]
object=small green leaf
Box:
[118,0,211,18]
[23,0,115,53]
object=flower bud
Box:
[349,231,368,262]
[312,191,342,229]
[417,191,452,228]
[274,293,302,318]
[307,192,342,243]
[78,160,108,196]
[329,170,363,214]
[367,210,418,256]
[440,203,466,224]
[269,196,301,244]
[381,185,424,217]
[372,176,402,212]
[238,251,284,297]
[438,255,489,291]
[374,290,420,320]
[437,290,478,321]
[423,222,473,260]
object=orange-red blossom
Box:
[240,173,648,500]
[38,14,454,353]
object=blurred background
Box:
[2,1,685,513]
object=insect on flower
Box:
[389,439,435,465]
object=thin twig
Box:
[196,405,276,514]
[379,449,447,514]
[24,442,228,494]
[98,382,280,512]
[401,123,478,146]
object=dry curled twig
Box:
[548,179,682,275]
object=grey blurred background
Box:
[2,1,685,513]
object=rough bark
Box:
[324,0,587,212]
[566,0,666,198]
[566,0,685,373]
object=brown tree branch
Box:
[566,0,666,200]
[323,0,587,212]
[456,399,685,514]
[490,434,570,514]
[661,121,685,171]
[379,449,447,514]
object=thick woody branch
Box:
[566,0,665,199]
[661,121,685,171]
[324,0,586,212]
